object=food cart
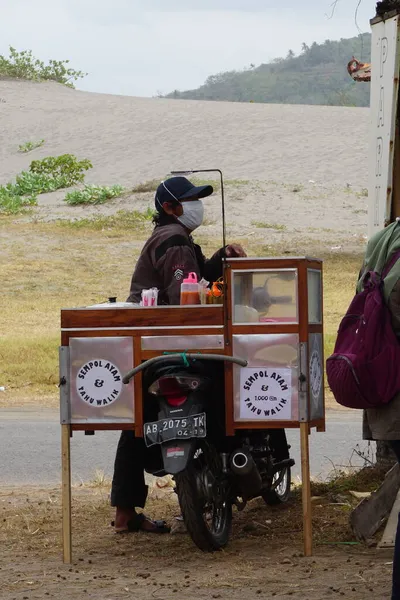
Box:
[59,255,324,563]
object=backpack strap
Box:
[382,248,400,279]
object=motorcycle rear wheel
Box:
[262,466,291,505]
[175,443,232,552]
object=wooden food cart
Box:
[60,256,325,563]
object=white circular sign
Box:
[309,350,322,400]
[76,359,122,407]
[240,368,292,420]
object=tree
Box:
[0,46,86,88]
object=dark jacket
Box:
[127,221,225,305]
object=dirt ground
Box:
[0,482,394,600]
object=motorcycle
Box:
[122,352,294,552]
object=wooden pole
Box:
[300,422,313,556]
[61,424,72,564]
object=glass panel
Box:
[232,269,298,324]
[308,269,322,324]
[232,334,299,422]
[309,333,324,420]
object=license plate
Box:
[144,413,206,447]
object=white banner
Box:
[239,367,292,420]
[369,16,400,235]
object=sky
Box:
[0,0,376,97]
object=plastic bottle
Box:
[180,272,201,305]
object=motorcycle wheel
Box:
[175,442,232,552]
[262,466,291,505]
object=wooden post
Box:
[300,422,312,556]
[61,424,72,564]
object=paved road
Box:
[0,408,373,486]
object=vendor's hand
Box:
[225,244,247,258]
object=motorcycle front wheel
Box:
[174,442,232,552]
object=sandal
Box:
[112,513,170,534]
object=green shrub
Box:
[251,221,287,231]
[0,187,37,215]
[132,180,160,193]
[18,139,45,153]
[0,154,92,214]
[30,154,92,186]
[64,185,124,205]
[10,171,62,195]
[0,47,86,87]
[5,169,77,196]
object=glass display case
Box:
[224,257,324,430]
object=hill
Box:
[165,35,371,107]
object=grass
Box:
[0,335,59,391]
[130,177,250,196]
[18,139,45,153]
[57,208,154,230]
[0,214,362,407]
[310,464,387,498]
[202,217,217,226]
[307,227,337,233]
[251,221,287,231]
[64,184,124,205]
[191,177,250,191]
[131,179,160,193]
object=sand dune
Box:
[0,80,370,251]
[0,80,369,187]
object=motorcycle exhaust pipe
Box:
[230,449,262,499]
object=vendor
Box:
[111,176,246,533]
[127,176,246,304]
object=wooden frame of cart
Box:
[60,256,325,563]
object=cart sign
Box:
[239,367,292,420]
[308,334,324,421]
[369,15,400,235]
[76,359,122,407]
[66,337,135,424]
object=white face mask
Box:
[177,200,204,231]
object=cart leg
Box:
[61,424,72,564]
[300,422,312,557]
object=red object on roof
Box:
[347,57,371,83]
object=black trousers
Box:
[110,431,148,509]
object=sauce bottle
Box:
[180,272,201,305]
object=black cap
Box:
[155,177,213,211]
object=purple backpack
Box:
[326,250,400,409]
